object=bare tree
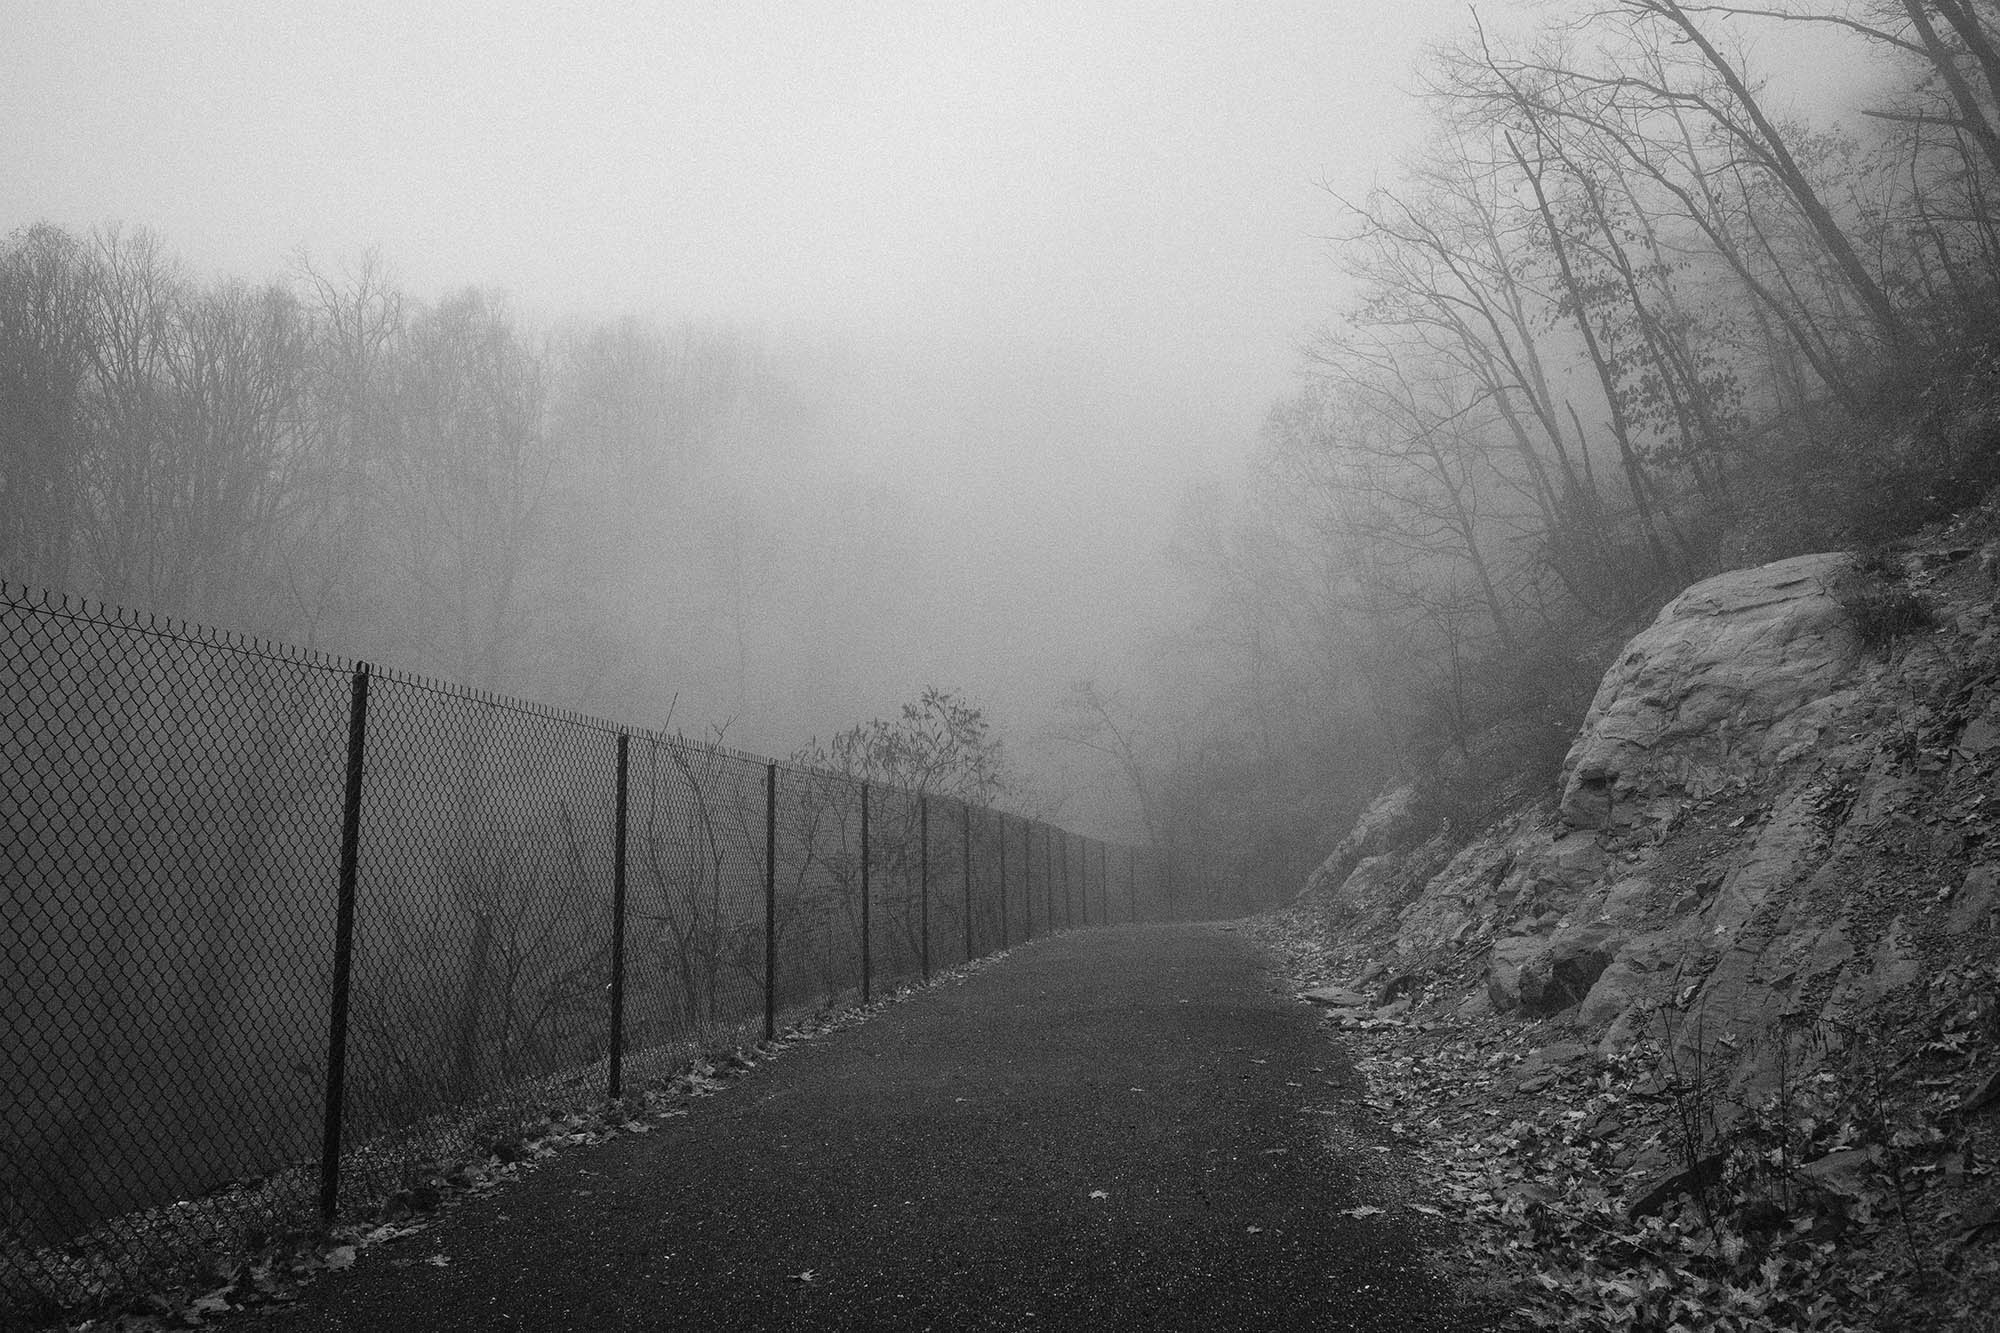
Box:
[0,224,96,588]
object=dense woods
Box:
[6,2,2000,889]
[1135,0,2000,893]
[0,227,922,751]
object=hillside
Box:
[1260,511,2000,1329]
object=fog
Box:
[28,7,2000,1302]
[0,0,1483,829]
[7,0,1938,869]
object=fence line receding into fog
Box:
[0,580,1226,1320]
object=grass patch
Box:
[1831,558,1933,653]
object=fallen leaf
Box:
[1089,1189,1109,1200]
[189,1289,233,1316]
[426,1254,451,1267]
[1246,1225,1264,1234]
[365,1223,423,1244]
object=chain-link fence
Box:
[0,581,1241,1326]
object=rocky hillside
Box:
[1266,516,2000,1329]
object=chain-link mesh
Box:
[619,735,771,1083]
[0,580,1199,1326]
[334,671,622,1209]
[2,587,352,1317]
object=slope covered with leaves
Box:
[1257,505,2000,1329]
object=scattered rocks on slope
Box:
[1298,783,1424,903]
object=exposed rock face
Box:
[1560,553,1857,831]
[1300,783,1423,901]
[1294,534,2000,1123]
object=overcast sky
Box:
[2,0,1509,779]
[0,1,1489,439]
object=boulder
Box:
[1486,925,1625,1017]
[1300,783,1423,901]
[1578,931,1684,1028]
[1527,927,1625,1017]
[1560,553,1857,830]
[1486,936,1545,1013]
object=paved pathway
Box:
[245,924,1491,1331]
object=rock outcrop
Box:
[1559,552,1857,831]
[1293,540,2000,1124]
[1299,783,1423,901]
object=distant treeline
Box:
[0,224,897,733]
[1150,0,2000,889]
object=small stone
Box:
[1801,1147,1879,1196]
[1628,1154,1725,1220]
[1302,986,1372,1008]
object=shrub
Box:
[1830,558,1933,652]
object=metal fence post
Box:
[765,761,777,1042]
[319,663,371,1227]
[1098,840,1107,927]
[1080,836,1089,928]
[1042,824,1053,934]
[1082,837,1091,927]
[609,732,630,1100]
[962,802,974,963]
[1060,832,1071,929]
[860,782,872,1003]
[919,796,931,982]
[1082,838,1091,926]
[1020,819,1032,940]
[997,812,1009,949]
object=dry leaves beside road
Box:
[1256,914,2000,1330]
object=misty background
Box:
[0,2,1484,829]
[5,0,1966,889]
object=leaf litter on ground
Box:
[55,948,1036,1332]
[1248,913,2000,1331]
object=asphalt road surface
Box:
[240,923,1493,1332]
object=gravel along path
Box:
[240,923,1492,1332]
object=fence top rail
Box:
[2,578,359,680]
[372,661,627,738]
[4,577,1137,853]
